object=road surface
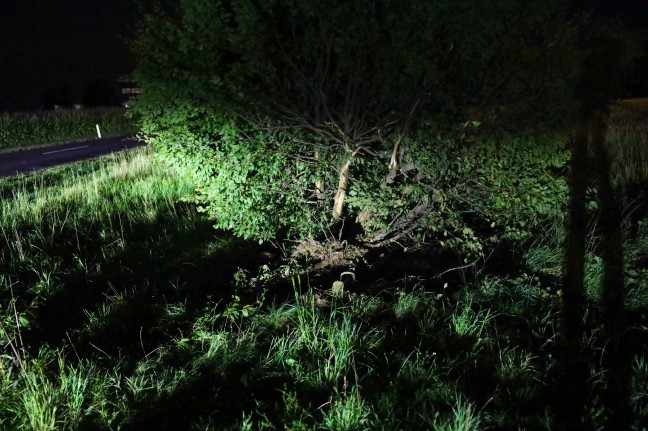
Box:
[0,135,146,178]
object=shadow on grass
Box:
[7,200,646,429]
[20,210,272,363]
[121,360,292,431]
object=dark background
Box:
[0,0,148,111]
[0,0,646,112]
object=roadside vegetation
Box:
[1,0,647,429]
[0,101,646,430]
[0,107,137,150]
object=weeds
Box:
[394,288,434,320]
[321,388,374,431]
[449,299,495,340]
[441,395,483,431]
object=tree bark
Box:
[388,133,403,171]
[314,149,325,200]
[332,158,351,220]
[386,133,403,185]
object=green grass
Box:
[0,107,137,150]
[0,117,647,430]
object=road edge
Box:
[0,130,140,155]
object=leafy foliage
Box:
[134,0,579,124]
[132,0,582,243]
[148,114,333,239]
[347,128,570,253]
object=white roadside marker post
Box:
[96,124,102,139]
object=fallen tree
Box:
[132,0,582,252]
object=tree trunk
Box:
[386,133,403,185]
[332,158,351,220]
[314,149,325,200]
[388,133,403,171]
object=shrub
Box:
[133,0,580,245]
[149,113,333,240]
[347,127,570,253]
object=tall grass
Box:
[0,107,137,150]
[608,101,648,184]
[0,145,195,341]
[0,147,200,429]
[0,148,188,232]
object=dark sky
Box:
[0,0,144,110]
[0,0,646,111]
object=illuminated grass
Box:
[1,148,188,230]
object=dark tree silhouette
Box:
[554,112,589,431]
[555,25,635,431]
[585,39,632,431]
[580,33,631,431]
[591,109,630,430]
[83,78,121,107]
[42,81,75,109]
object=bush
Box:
[132,0,579,246]
[346,127,570,254]
[149,112,334,240]
[143,94,571,250]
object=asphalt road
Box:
[0,134,146,178]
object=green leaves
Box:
[148,114,332,240]
[131,0,581,245]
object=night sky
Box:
[0,0,647,111]
[0,0,144,111]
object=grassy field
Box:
[0,108,137,151]
[0,108,647,430]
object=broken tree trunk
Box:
[314,149,325,200]
[388,132,403,171]
[332,158,351,220]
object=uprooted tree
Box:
[132,0,581,247]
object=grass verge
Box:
[0,126,647,430]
